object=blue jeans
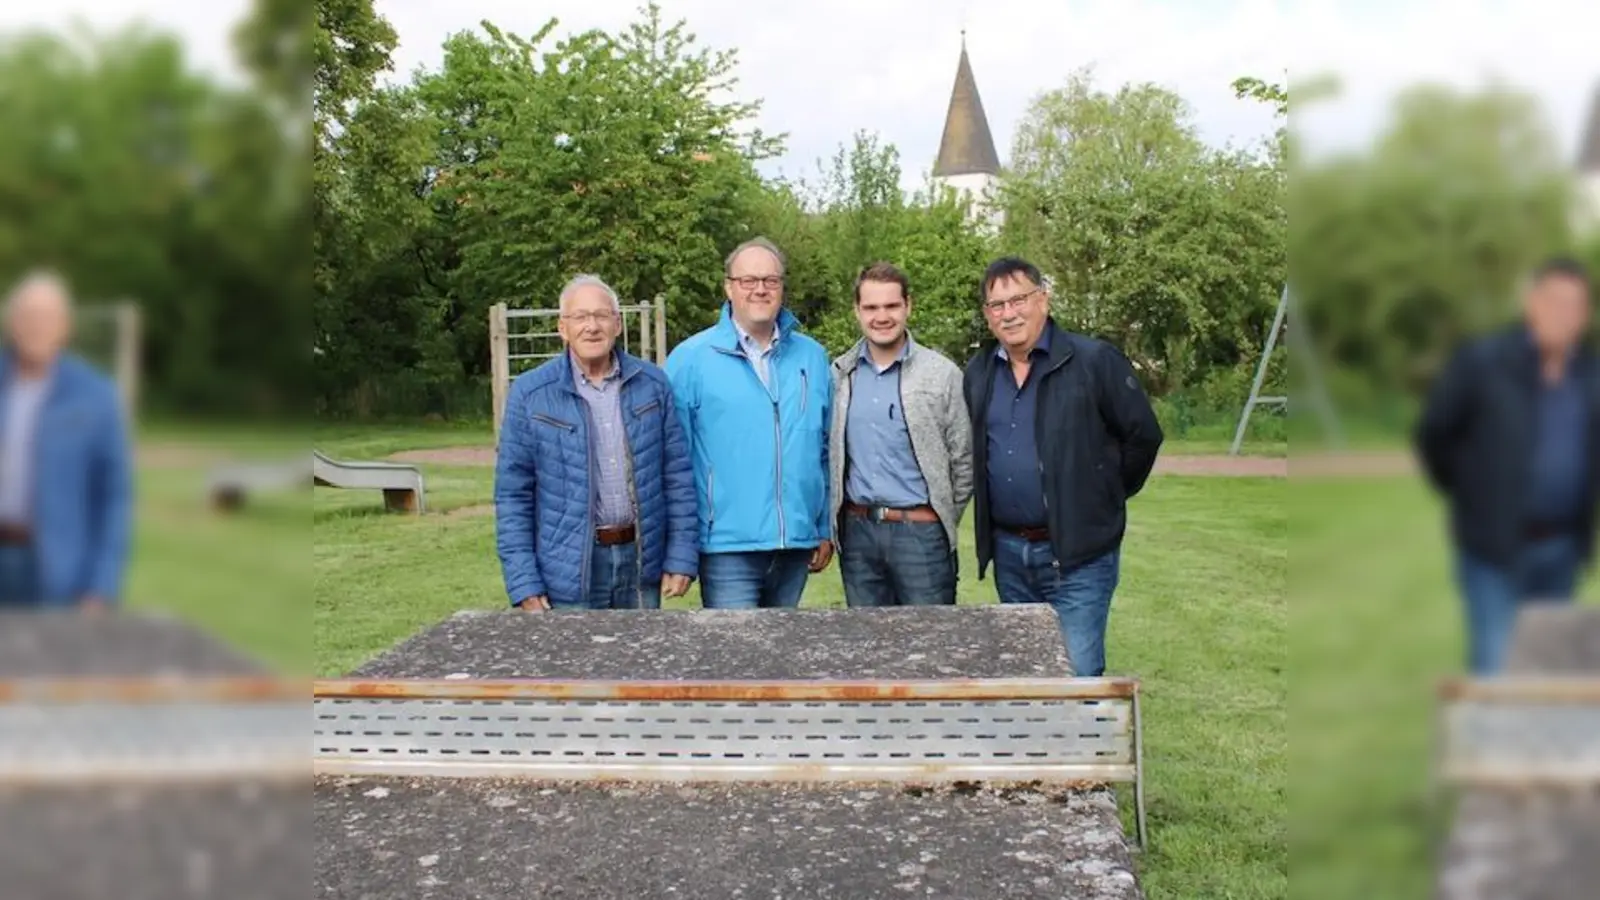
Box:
[0,543,39,607]
[838,513,955,607]
[1455,533,1581,675]
[552,540,661,610]
[992,531,1121,676]
[699,549,812,609]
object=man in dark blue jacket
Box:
[495,274,699,610]
[1415,256,1599,674]
[0,271,133,609]
[964,257,1164,676]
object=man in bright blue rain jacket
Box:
[665,238,834,608]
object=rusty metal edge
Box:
[0,677,311,705]
[312,676,1139,702]
[1436,676,1600,703]
[311,758,1139,783]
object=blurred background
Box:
[1288,1,1600,898]
[0,0,308,674]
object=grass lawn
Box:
[307,426,1287,900]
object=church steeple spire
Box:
[932,36,1000,178]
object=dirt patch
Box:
[389,446,494,466]
[1157,455,1285,477]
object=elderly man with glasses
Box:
[0,270,133,609]
[962,257,1163,676]
[495,274,699,611]
[665,237,834,609]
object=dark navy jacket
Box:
[0,351,133,605]
[494,349,698,606]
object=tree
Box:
[999,68,1285,398]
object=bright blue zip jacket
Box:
[494,349,699,607]
[664,303,832,553]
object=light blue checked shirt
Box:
[735,320,780,390]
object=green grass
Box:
[308,426,1287,899]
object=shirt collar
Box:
[570,350,620,388]
[736,319,780,353]
[858,338,909,370]
[996,323,1052,362]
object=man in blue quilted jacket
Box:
[0,270,133,609]
[494,275,698,610]
[665,237,834,608]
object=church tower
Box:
[932,32,1002,228]
[1577,83,1600,235]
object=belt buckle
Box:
[872,506,887,523]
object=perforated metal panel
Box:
[313,694,1135,781]
[0,701,308,782]
[1441,699,1600,784]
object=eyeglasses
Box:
[982,289,1041,317]
[561,311,617,326]
[727,275,784,291]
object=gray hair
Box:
[4,269,72,315]
[724,237,786,277]
[558,274,622,314]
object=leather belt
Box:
[1525,521,1575,541]
[595,524,637,546]
[0,523,31,545]
[998,523,1050,543]
[843,502,940,524]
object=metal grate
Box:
[0,701,308,782]
[1437,677,1600,785]
[315,696,1130,771]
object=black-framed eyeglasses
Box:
[982,288,1041,317]
[727,275,784,291]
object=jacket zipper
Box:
[773,363,786,549]
[1035,353,1073,572]
[801,369,808,415]
[706,468,716,541]
[621,412,642,609]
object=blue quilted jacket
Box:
[0,351,132,606]
[494,350,698,607]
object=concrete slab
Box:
[318,606,1146,899]
[1437,605,1600,900]
[317,775,1139,900]
[349,605,1074,680]
[0,612,305,900]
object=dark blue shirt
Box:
[845,343,930,508]
[985,328,1052,528]
[1527,361,1590,526]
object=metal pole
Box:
[1230,285,1288,456]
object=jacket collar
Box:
[555,345,641,393]
[980,317,1073,370]
[711,301,800,351]
[834,331,920,374]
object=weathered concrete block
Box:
[349,605,1074,680]
[1437,606,1600,900]
[0,612,305,900]
[318,606,1145,900]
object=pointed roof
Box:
[933,34,1000,178]
[1580,82,1600,173]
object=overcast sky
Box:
[3,0,1595,189]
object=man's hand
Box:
[79,595,109,614]
[808,540,834,573]
[660,574,692,599]
[518,595,550,611]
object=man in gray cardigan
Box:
[829,262,973,606]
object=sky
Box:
[1,0,1595,190]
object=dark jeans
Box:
[699,549,812,609]
[552,540,661,610]
[0,543,38,607]
[992,530,1121,676]
[838,514,955,607]
[1455,533,1581,675]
